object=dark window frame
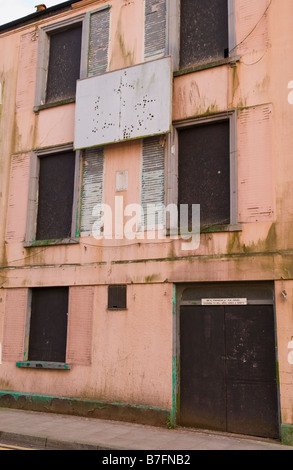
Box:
[17,287,71,369]
[174,112,239,232]
[34,13,90,112]
[178,119,230,228]
[45,23,83,104]
[25,144,81,246]
[36,150,76,241]
[179,0,236,71]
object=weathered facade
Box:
[0,0,293,445]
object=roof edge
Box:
[0,1,82,33]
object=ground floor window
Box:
[28,287,69,363]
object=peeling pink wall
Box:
[0,0,293,422]
[109,0,144,71]
[237,105,275,223]
[173,66,229,120]
[104,140,141,236]
[1,283,173,409]
[5,153,30,243]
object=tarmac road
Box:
[0,441,40,450]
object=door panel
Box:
[225,306,277,381]
[226,382,279,438]
[225,305,279,438]
[179,304,279,438]
[180,306,226,430]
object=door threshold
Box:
[177,425,281,445]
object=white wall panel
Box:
[74,57,172,149]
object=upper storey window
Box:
[34,7,112,112]
[45,24,82,104]
[34,14,89,111]
[180,0,229,69]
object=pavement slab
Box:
[0,408,292,451]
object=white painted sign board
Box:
[74,57,172,149]
[202,298,248,306]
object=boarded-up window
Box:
[141,135,165,229]
[2,289,28,362]
[46,24,82,103]
[80,147,104,234]
[144,0,166,61]
[178,120,230,227]
[66,286,94,365]
[28,287,69,363]
[88,7,110,77]
[180,0,229,68]
[108,285,127,310]
[36,151,76,240]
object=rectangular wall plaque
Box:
[202,298,248,305]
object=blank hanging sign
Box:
[74,56,172,149]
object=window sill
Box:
[174,55,240,77]
[24,238,80,247]
[200,224,242,233]
[33,98,75,113]
[107,308,128,311]
[16,361,71,370]
[167,224,242,236]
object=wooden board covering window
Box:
[178,120,230,228]
[28,287,69,363]
[180,0,228,68]
[46,24,82,103]
[108,285,127,310]
[36,151,75,240]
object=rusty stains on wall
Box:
[0,391,170,427]
[110,1,142,70]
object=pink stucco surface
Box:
[0,0,293,426]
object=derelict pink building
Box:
[0,0,293,445]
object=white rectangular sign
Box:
[74,57,172,149]
[201,298,248,305]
